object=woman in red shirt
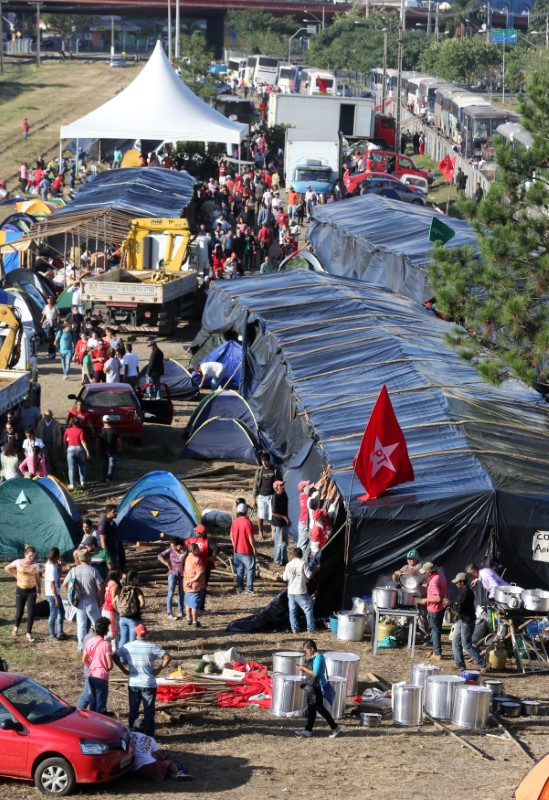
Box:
[63,418,91,490]
[66,399,95,436]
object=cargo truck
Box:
[285,131,341,195]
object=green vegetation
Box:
[429,69,549,387]
[419,35,501,85]
[178,30,217,100]
[227,10,297,58]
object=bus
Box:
[213,95,256,125]
[245,55,280,86]
[370,68,398,100]
[401,72,426,114]
[448,94,490,144]
[277,64,302,94]
[437,87,463,134]
[462,106,517,158]
[419,78,448,124]
[227,57,246,82]
[301,68,336,95]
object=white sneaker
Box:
[68,485,75,490]
[294,730,312,738]
[329,726,342,738]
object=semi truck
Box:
[81,218,200,336]
[268,94,395,149]
[285,131,341,195]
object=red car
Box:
[68,383,145,438]
[0,673,133,795]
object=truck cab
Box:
[290,160,335,195]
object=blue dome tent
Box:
[116,470,200,542]
[35,475,82,522]
[185,389,257,437]
[193,340,242,389]
[182,417,260,464]
[138,358,198,399]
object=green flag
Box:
[428,217,456,245]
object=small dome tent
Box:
[138,358,198,399]
[0,478,81,560]
[116,470,200,542]
[185,389,258,437]
[182,417,260,464]
[193,340,242,389]
[35,475,82,522]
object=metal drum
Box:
[451,685,491,730]
[325,651,361,696]
[270,674,306,718]
[336,612,366,642]
[410,663,442,692]
[425,675,465,720]
[392,684,423,727]
[324,676,347,720]
[483,680,504,697]
[272,651,304,676]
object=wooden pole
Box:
[425,713,494,761]
[489,714,535,762]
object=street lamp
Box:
[289,27,308,64]
[303,8,325,32]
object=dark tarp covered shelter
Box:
[185,389,257,437]
[198,271,549,613]
[182,417,260,464]
[308,194,478,303]
[116,471,200,542]
[138,358,198,399]
[0,478,81,560]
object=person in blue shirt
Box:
[295,639,341,738]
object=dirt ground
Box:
[0,323,547,800]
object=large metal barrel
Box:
[425,675,466,720]
[392,684,423,727]
[324,676,347,720]
[336,612,366,642]
[272,651,304,676]
[324,651,360,696]
[270,674,306,717]
[451,685,491,730]
[410,663,442,692]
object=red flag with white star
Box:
[353,385,414,500]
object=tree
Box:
[429,68,549,387]
[177,30,217,101]
[42,13,98,47]
[419,35,501,84]
[227,10,297,57]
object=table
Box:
[372,606,419,658]
[492,605,549,674]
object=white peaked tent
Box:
[60,42,248,145]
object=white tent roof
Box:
[60,42,248,145]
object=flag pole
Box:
[341,461,359,607]
[446,180,451,214]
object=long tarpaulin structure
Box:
[198,271,549,608]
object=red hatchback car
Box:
[69,383,144,438]
[0,673,133,795]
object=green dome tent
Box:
[0,479,81,561]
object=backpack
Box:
[67,571,81,608]
[116,585,139,618]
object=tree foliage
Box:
[418,35,501,84]
[227,10,297,57]
[178,31,217,100]
[429,68,549,386]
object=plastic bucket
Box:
[329,615,338,634]
[460,669,481,685]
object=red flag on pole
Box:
[438,154,456,184]
[353,385,415,500]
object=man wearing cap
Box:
[418,563,450,661]
[450,572,486,669]
[253,452,282,541]
[145,339,164,399]
[271,480,290,566]
[98,416,122,484]
[113,624,171,737]
[393,549,430,645]
[62,549,103,651]
[230,504,257,594]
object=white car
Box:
[108,56,127,68]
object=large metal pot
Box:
[336,612,365,642]
[270,674,306,717]
[393,684,423,727]
[373,586,398,609]
[399,589,418,607]
[272,651,304,676]
[410,663,441,692]
[521,700,541,716]
[425,675,465,721]
[325,652,360,696]
[399,573,421,591]
[494,584,524,610]
[452,685,491,730]
[521,589,549,613]
[323,676,347,720]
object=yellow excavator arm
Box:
[120,218,192,272]
[0,304,23,369]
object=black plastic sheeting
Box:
[53,167,197,219]
[199,270,549,608]
[308,194,478,303]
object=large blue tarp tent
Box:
[193,340,242,389]
[182,417,260,463]
[116,470,200,542]
[35,476,81,522]
[138,358,198,399]
[185,389,257,436]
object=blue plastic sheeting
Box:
[0,290,15,305]
[138,358,198,400]
[35,476,81,523]
[185,389,257,436]
[0,231,23,273]
[199,271,549,596]
[182,417,260,464]
[308,194,478,303]
[52,167,197,219]
[193,340,242,389]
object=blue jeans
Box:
[211,376,223,390]
[234,553,255,592]
[60,350,72,377]
[119,616,138,650]
[128,686,157,736]
[88,676,109,713]
[288,593,315,633]
[75,598,100,650]
[273,525,288,565]
[77,666,90,709]
[167,574,183,615]
[47,595,65,637]
[102,452,117,481]
[452,619,485,667]
[67,446,86,486]
[428,610,445,656]
[297,522,310,555]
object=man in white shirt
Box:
[122,344,139,389]
[69,282,84,315]
[195,361,226,390]
[283,547,315,634]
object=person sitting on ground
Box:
[130,718,192,781]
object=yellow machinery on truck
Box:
[119,218,192,272]
[0,304,23,370]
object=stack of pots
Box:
[270,651,307,718]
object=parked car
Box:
[358,175,427,204]
[0,672,133,795]
[40,38,62,51]
[346,150,435,186]
[108,55,127,68]
[76,39,93,51]
[68,383,145,438]
[345,170,426,202]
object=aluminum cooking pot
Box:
[494,584,524,610]
[373,586,398,609]
[521,589,549,614]
[399,590,418,607]
[399,573,421,591]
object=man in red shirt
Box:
[230,504,257,594]
[418,562,450,660]
[257,224,273,262]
